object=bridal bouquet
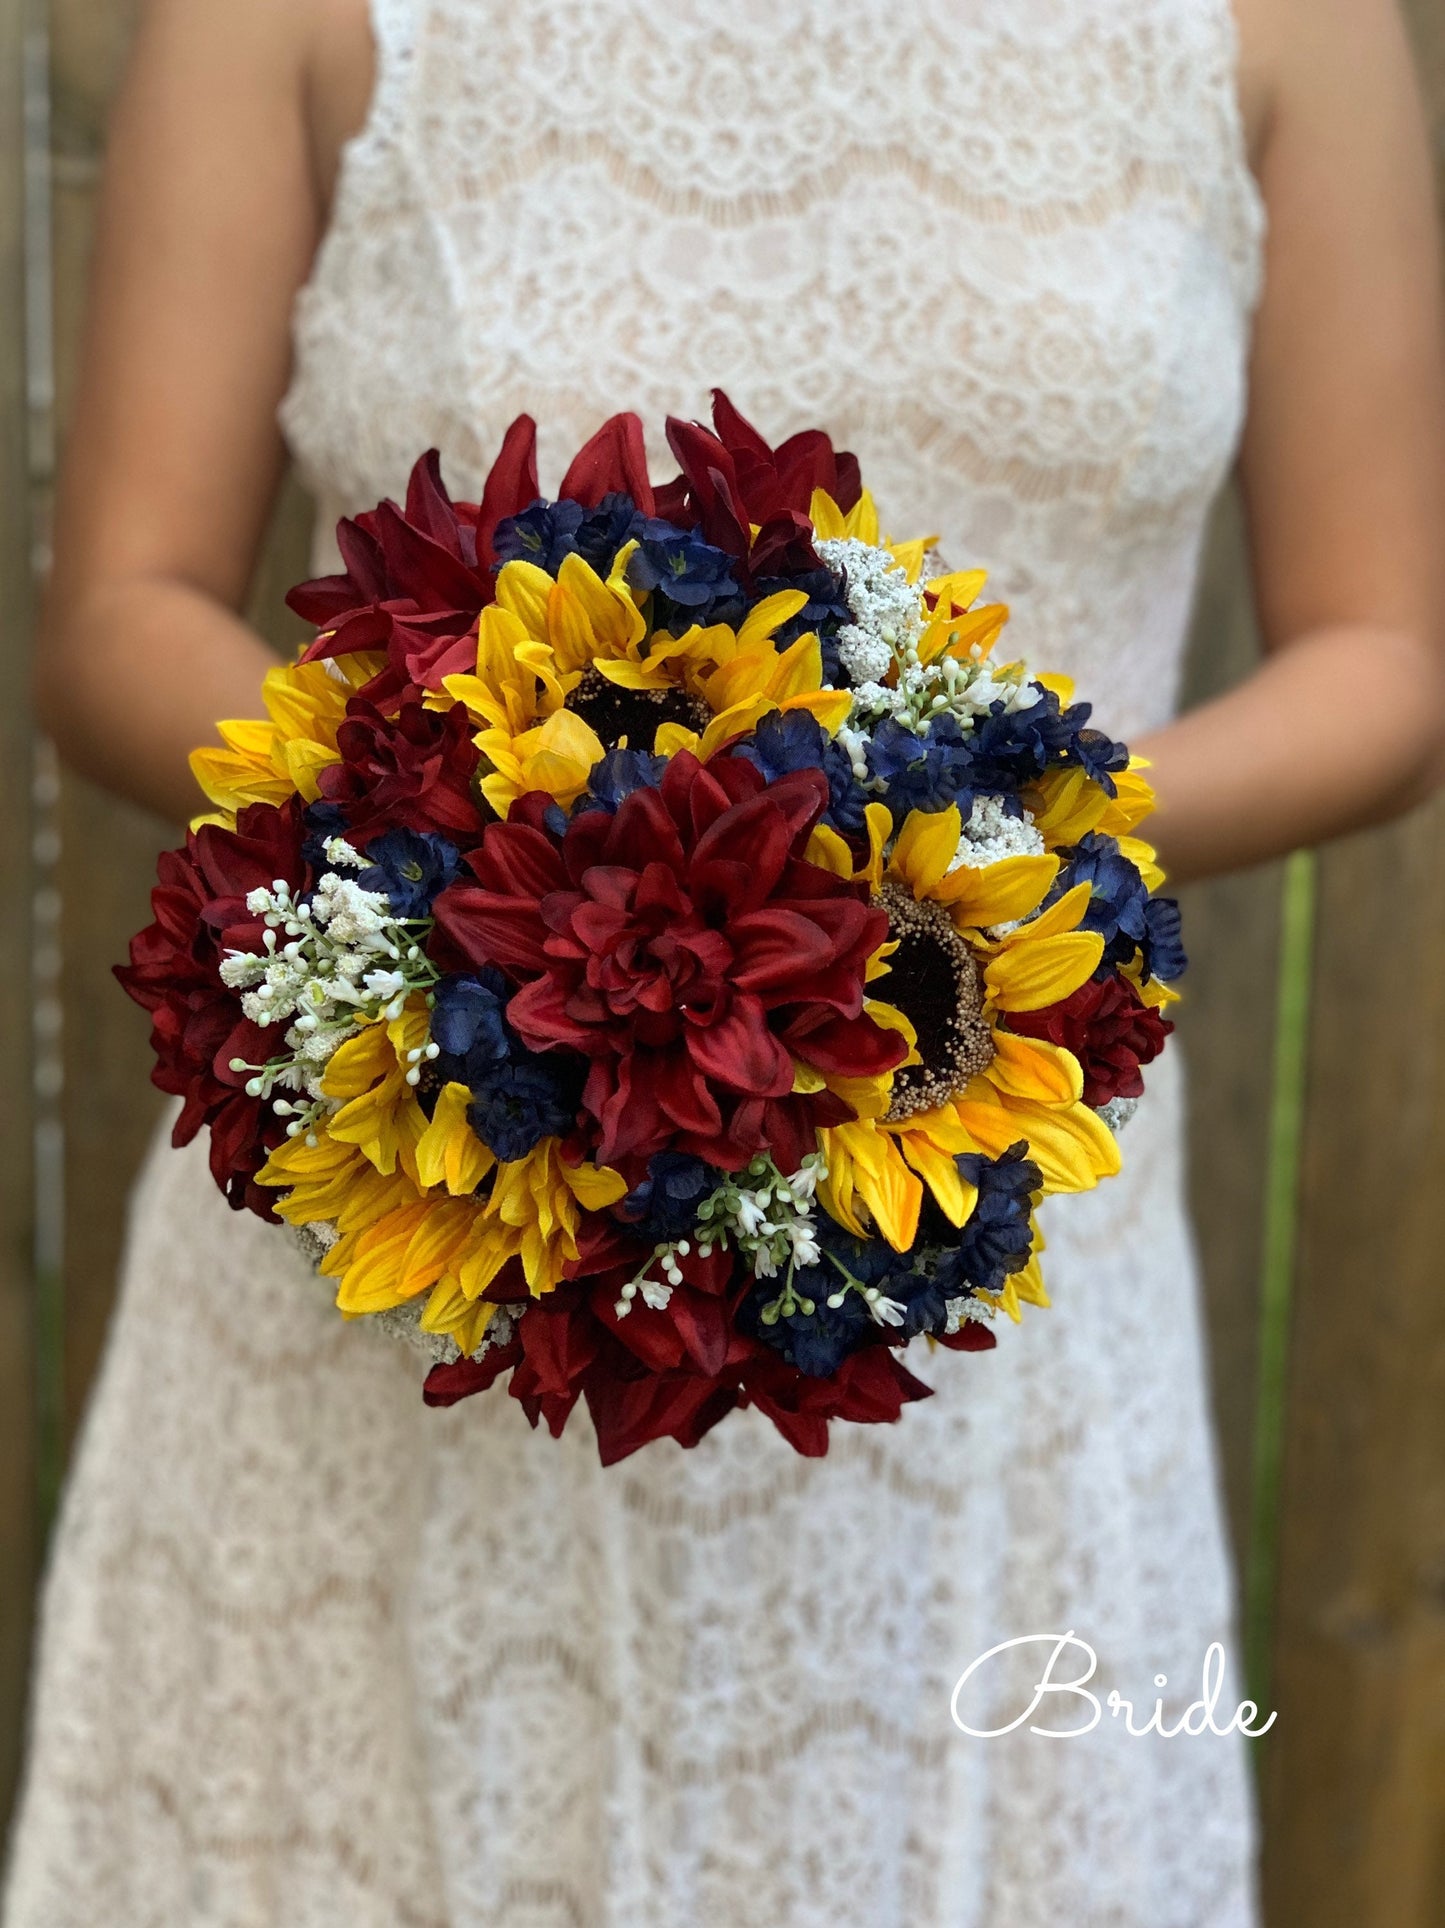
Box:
[118,394,1182,1461]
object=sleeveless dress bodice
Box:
[5,4,1265,1924]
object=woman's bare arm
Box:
[1138,0,1445,882]
[32,0,347,824]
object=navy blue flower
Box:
[1070,721,1131,791]
[765,1287,876,1377]
[1053,833,1151,968]
[620,1152,720,1243]
[738,1223,930,1374]
[734,710,870,835]
[430,970,511,1065]
[356,828,461,917]
[572,492,649,574]
[884,1267,954,1340]
[962,688,1128,799]
[1142,895,1187,983]
[867,714,978,817]
[1048,834,1185,981]
[492,493,651,579]
[466,1057,582,1162]
[754,564,853,656]
[812,1225,947,1339]
[428,970,584,1160]
[491,498,587,574]
[934,1144,1041,1297]
[738,1263,877,1377]
[578,746,669,816]
[301,800,351,871]
[627,524,741,632]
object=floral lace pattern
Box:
[5,2,1264,1921]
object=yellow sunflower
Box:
[188,650,383,828]
[805,800,1120,1254]
[433,542,855,804]
[256,1012,628,1355]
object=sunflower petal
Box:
[984,930,1104,1011]
[985,1029,1083,1105]
[738,589,808,650]
[415,1082,495,1195]
[955,1091,1120,1193]
[560,1160,630,1210]
[932,852,1059,926]
[896,1133,977,1228]
[889,805,962,897]
[805,824,854,877]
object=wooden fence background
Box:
[2,3,1443,1920]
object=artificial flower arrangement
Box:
[118,394,1181,1462]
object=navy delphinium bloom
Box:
[301,799,351,871]
[466,1058,581,1163]
[493,492,649,578]
[1053,832,1152,969]
[766,1284,876,1377]
[960,690,1075,792]
[739,1262,876,1377]
[819,1230,946,1341]
[627,524,741,632]
[735,710,870,835]
[934,1144,1041,1297]
[885,1267,954,1340]
[430,969,512,1065]
[867,713,977,817]
[572,491,648,574]
[621,1152,720,1244]
[754,564,853,656]
[1141,894,1187,982]
[429,969,583,1160]
[739,1224,919,1375]
[357,828,461,917]
[963,687,1128,797]
[579,746,669,815]
[491,498,587,573]
[1050,833,1185,981]
[1069,720,1131,791]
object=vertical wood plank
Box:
[1178,488,1282,1574]
[1261,3,1445,1920]
[0,0,38,1838]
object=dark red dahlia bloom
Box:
[114,799,310,1216]
[291,427,538,698]
[1005,972,1173,1106]
[655,389,862,577]
[432,751,906,1168]
[316,693,480,843]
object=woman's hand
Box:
[1139,0,1445,884]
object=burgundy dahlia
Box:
[292,437,536,699]
[432,752,907,1169]
[655,390,862,560]
[1005,972,1172,1106]
[316,693,481,843]
[114,798,309,1215]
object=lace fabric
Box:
[5,3,1264,1922]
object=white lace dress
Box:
[4,3,1267,1922]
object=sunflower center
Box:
[565,666,710,752]
[874,883,993,1121]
